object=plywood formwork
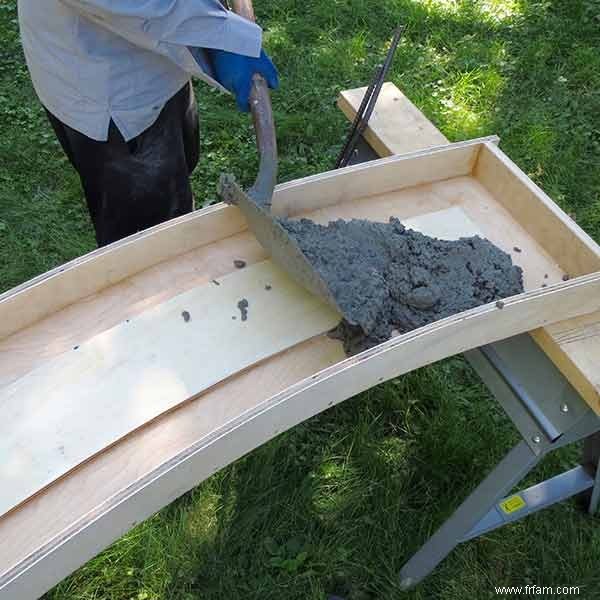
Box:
[339,83,600,415]
[2,86,600,599]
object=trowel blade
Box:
[219,175,344,318]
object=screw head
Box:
[561,403,569,413]
[532,435,542,444]
[400,577,415,590]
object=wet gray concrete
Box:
[280,217,524,354]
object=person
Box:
[17,0,279,246]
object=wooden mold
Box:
[1,90,600,599]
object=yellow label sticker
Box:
[500,495,526,515]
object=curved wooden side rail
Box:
[2,272,600,598]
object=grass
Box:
[1,0,600,598]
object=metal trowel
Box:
[218,0,344,317]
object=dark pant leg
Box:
[45,82,200,247]
[180,83,200,176]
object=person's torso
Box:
[18,0,190,141]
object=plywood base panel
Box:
[0,261,340,518]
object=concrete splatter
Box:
[237,299,249,322]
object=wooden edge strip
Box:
[0,204,234,301]
[475,141,600,275]
[267,136,497,217]
[0,204,246,341]
[3,270,600,598]
[530,326,600,413]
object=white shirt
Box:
[18,0,262,141]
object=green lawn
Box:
[2,0,600,598]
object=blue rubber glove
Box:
[206,48,279,112]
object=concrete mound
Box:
[280,216,524,354]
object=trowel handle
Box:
[231,0,278,208]
[231,0,255,20]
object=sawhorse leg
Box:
[400,335,600,589]
[400,441,540,588]
[583,432,600,514]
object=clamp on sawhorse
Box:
[399,333,600,588]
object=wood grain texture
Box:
[0,205,247,341]
[338,82,449,156]
[0,261,340,519]
[0,336,347,599]
[4,267,600,600]
[340,81,600,414]
[0,230,267,389]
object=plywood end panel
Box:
[474,143,600,277]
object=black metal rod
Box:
[335,63,382,168]
[336,25,405,169]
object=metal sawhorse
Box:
[401,334,600,587]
